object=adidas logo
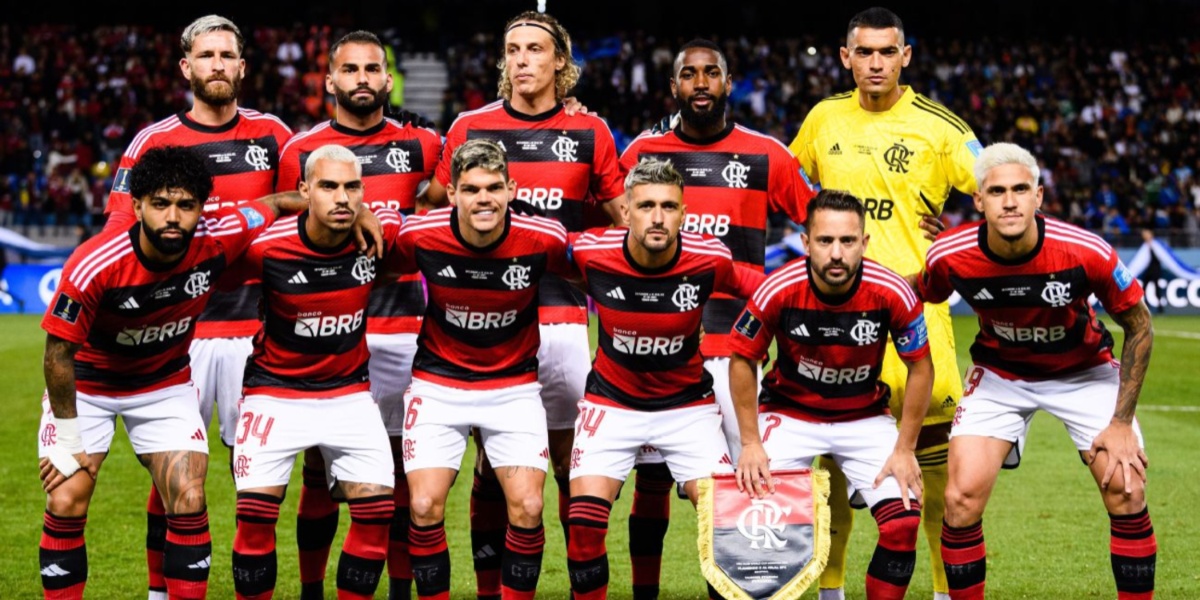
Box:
[191,428,206,441]
[829,143,842,155]
[187,555,212,570]
[607,287,626,300]
[119,297,140,310]
[973,288,994,300]
[41,564,70,577]
[438,265,457,278]
[791,324,810,337]
[475,545,497,560]
[288,271,309,284]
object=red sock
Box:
[163,511,211,599]
[629,464,672,599]
[388,468,414,598]
[501,524,544,600]
[567,496,611,600]
[336,495,393,599]
[40,511,87,600]
[941,519,985,600]
[297,466,339,589]
[146,485,167,597]
[470,470,505,599]
[1111,508,1156,600]
[232,493,281,600]
[865,499,920,600]
[409,521,450,600]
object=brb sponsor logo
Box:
[294,309,364,337]
[612,328,685,356]
[116,316,193,346]
[445,305,518,330]
[682,213,731,237]
[515,187,564,212]
[797,359,871,384]
[993,323,1066,343]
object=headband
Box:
[505,21,566,53]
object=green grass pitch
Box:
[1,314,1198,598]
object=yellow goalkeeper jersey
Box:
[789,86,980,277]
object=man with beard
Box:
[99,16,294,600]
[275,30,442,600]
[787,9,982,599]
[617,38,814,599]
[36,146,303,600]
[426,12,625,597]
[732,189,932,600]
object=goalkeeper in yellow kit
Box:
[789,8,980,600]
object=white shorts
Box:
[37,382,209,458]
[190,336,254,446]
[759,411,914,508]
[367,333,418,436]
[537,323,591,430]
[402,378,549,473]
[232,392,394,491]
[570,399,731,484]
[952,362,1144,468]
[635,357,760,466]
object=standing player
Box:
[276,30,442,600]
[427,11,625,596]
[229,145,403,600]
[787,8,980,598]
[101,16,292,597]
[919,143,1155,599]
[388,140,572,600]
[618,38,814,598]
[37,147,298,600]
[733,189,932,600]
[566,158,763,600]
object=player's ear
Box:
[973,192,984,214]
[179,57,190,79]
[1035,185,1044,210]
[385,72,394,94]
[326,72,336,95]
[839,46,852,70]
[901,44,912,68]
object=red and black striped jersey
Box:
[729,257,929,423]
[234,209,405,399]
[104,108,292,339]
[920,215,1143,380]
[277,118,442,335]
[435,100,624,325]
[573,228,764,411]
[42,203,276,397]
[620,123,815,358]
[385,206,572,390]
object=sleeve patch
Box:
[733,310,763,340]
[112,168,132,193]
[895,314,928,354]
[966,140,983,158]
[1112,262,1134,291]
[51,293,82,325]
[238,206,266,229]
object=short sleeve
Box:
[727,295,777,362]
[1089,244,1144,316]
[210,203,278,264]
[945,128,981,196]
[589,121,625,202]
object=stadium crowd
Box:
[1,22,1199,246]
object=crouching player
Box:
[565,158,764,599]
[733,189,932,600]
[919,143,1155,599]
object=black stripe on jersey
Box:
[412,348,539,383]
[701,298,748,343]
[639,152,769,191]
[75,355,189,389]
[597,324,700,373]
[263,310,366,355]
[426,299,539,347]
[589,269,717,314]
[101,255,228,317]
[243,361,370,392]
[419,248,548,291]
[586,370,714,412]
[368,280,426,318]
[822,91,854,103]
[189,138,281,176]
[951,267,1088,309]
[539,274,588,308]
[678,222,766,266]
[778,308,891,347]
[914,95,971,132]
[911,97,968,134]
[263,254,378,294]
[199,283,261,323]
[466,128,596,165]
[299,140,427,178]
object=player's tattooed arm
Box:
[1110,300,1154,423]
[255,190,307,217]
[43,334,82,419]
[338,481,394,499]
[142,450,208,514]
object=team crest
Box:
[551,135,579,162]
[672,283,700,312]
[502,264,532,290]
[184,271,211,298]
[722,160,750,188]
[386,147,412,173]
[351,255,376,285]
[244,144,271,171]
[849,319,880,345]
[884,141,912,173]
[1041,280,1072,307]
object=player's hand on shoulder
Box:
[509,199,546,218]
[354,206,385,259]
[919,214,947,241]
[649,112,681,134]
[562,96,589,116]
[394,108,436,130]
[736,441,775,498]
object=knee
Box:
[172,485,207,514]
[510,494,544,527]
[943,484,985,524]
[46,492,90,518]
[408,492,444,524]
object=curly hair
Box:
[497,11,580,101]
[129,146,214,203]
